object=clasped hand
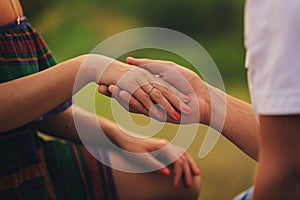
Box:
[99,57,211,124]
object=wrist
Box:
[101,61,132,85]
[195,82,212,125]
[87,55,133,86]
[204,84,227,132]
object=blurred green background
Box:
[23,0,256,199]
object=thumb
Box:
[126,57,145,66]
[126,57,167,75]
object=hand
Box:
[99,57,211,124]
[118,133,200,188]
[85,54,191,120]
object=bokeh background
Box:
[23,0,257,199]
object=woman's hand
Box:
[99,57,211,124]
[84,55,191,121]
[118,133,200,188]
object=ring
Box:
[147,84,155,95]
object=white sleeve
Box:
[244,0,300,115]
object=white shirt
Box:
[245,0,300,115]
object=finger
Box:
[154,145,194,188]
[114,90,148,116]
[160,167,171,176]
[108,85,141,114]
[108,85,120,95]
[126,57,151,66]
[133,86,164,120]
[182,156,193,187]
[127,57,191,104]
[171,149,193,187]
[118,90,149,115]
[173,160,183,188]
[126,57,170,74]
[157,79,191,104]
[186,153,201,175]
[145,85,181,120]
[153,82,191,115]
[98,85,112,97]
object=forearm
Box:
[0,55,87,132]
[37,106,126,147]
[254,115,300,199]
[206,85,259,160]
[224,94,259,160]
[0,54,130,132]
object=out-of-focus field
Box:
[26,0,257,199]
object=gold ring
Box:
[147,84,155,95]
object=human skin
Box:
[101,57,259,160]
[0,55,189,132]
[103,57,300,199]
[37,105,201,190]
[0,0,201,195]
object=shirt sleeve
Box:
[245,0,300,115]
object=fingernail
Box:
[188,181,193,187]
[175,182,180,188]
[157,111,163,119]
[195,168,201,175]
[182,95,190,102]
[161,168,170,176]
[173,111,181,120]
[183,105,191,113]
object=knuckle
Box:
[181,156,187,163]
[162,87,170,96]
[158,139,169,146]
[180,152,188,160]
[138,68,149,76]
[164,61,175,66]
[177,159,183,165]
[153,90,163,99]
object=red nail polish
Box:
[195,168,201,175]
[161,168,170,176]
[183,105,191,113]
[188,181,193,187]
[173,111,181,119]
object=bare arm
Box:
[101,58,260,160]
[37,105,128,147]
[207,85,259,160]
[254,115,300,199]
[1,55,186,132]
[37,105,200,187]
[0,56,86,132]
